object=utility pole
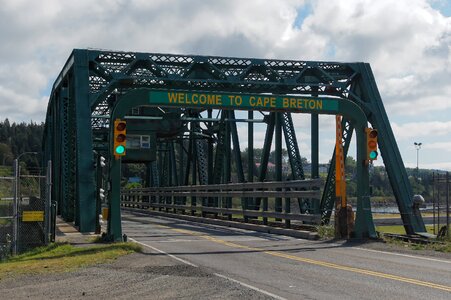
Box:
[414,142,422,177]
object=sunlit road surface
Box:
[122,211,451,300]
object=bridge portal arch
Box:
[106,88,372,240]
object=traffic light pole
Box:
[107,156,122,241]
[354,126,376,238]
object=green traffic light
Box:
[369,151,378,160]
[115,145,125,155]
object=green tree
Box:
[0,143,13,165]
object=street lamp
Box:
[13,151,38,255]
[16,151,38,162]
[414,142,422,175]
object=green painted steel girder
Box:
[73,50,96,232]
[356,64,426,234]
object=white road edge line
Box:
[213,272,288,300]
[129,238,198,267]
[352,246,451,264]
[129,237,287,300]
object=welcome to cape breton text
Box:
[167,92,324,110]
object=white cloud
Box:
[392,121,451,140]
[2,0,449,120]
[0,0,450,170]
[426,141,451,152]
[292,0,451,117]
[0,86,47,121]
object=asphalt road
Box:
[122,211,451,300]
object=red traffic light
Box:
[116,134,126,143]
[116,122,126,131]
[369,130,378,139]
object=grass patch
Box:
[0,242,142,279]
[381,236,451,253]
[316,225,335,239]
[0,166,13,177]
[0,218,12,225]
[377,225,451,253]
[376,225,406,235]
[372,213,402,219]
[376,225,437,235]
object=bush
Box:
[316,225,335,239]
[125,182,142,189]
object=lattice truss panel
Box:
[87,51,363,118]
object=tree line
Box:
[0,119,438,201]
[342,156,436,203]
[0,119,43,170]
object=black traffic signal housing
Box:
[365,128,378,161]
[113,119,126,158]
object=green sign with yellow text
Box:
[149,91,339,112]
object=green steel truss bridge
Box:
[43,49,426,241]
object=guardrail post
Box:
[262,197,268,225]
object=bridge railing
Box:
[121,179,322,227]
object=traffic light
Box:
[113,119,126,158]
[365,128,378,161]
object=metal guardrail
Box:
[121,179,323,226]
[129,179,322,192]
[127,190,319,198]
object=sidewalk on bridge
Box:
[55,217,102,245]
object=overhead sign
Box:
[149,90,339,112]
[22,211,44,222]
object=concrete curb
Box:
[121,207,319,240]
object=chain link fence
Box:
[432,172,450,238]
[0,161,53,259]
[17,173,47,253]
[0,174,14,260]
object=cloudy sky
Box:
[0,0,450,170]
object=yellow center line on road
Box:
[152,223,451,293]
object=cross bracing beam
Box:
[282,113,305,181]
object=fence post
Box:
[12,159,19,255]
[433,172,436,234]
[438,174,441,233]
[447,172,449,238]
[45,160,52,244]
